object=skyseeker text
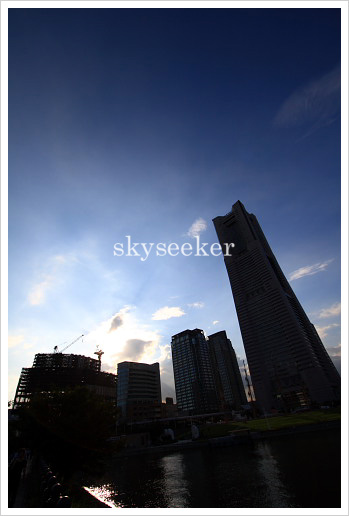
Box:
[113,236,235,261]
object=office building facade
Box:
[207,330,247,410]
[213,201,340,411]
[117,361,162,422]
[171,329,219,414]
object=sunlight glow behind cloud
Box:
[85,307,161,371]
[81,306,176,399]
[108,314,124,332]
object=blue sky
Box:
[8,7,342,401]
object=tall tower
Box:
[171,329,219,415]
[213,200,340,412]
[207,330,247,410]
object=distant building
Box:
[14,353,117,408]
[207,330,247,410]
[213,200,341,411]
[161,397,179,419]
[171,329,219,415]
[117,361,162,422]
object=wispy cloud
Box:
[274,65,340,136]
[28,275,55,305]
[315,323,339,340]
[8,334,34,358]
[188,302,204,308]
[27,252,78,306]
[316,302,341,319]
[8,335,25,349]
[326,343,341,374]
[288,259,333,281]
[326,343,341,358]
[152,306,186,320]
[212,320,219,325]
[186,217,207,238]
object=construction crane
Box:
[53,334,84,354]
[94,345,104,371]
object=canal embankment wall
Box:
[113,419,340,458]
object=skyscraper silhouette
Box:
[207,330,247,410]
[213,201,340,412]
[171,329,219,414]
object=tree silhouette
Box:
[16,387,117,474]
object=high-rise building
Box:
[14,353,117,408]
[213,200,340,412]
[117,361,162,422]
[171,329,219,414]
[207,330,247,410]
[161,397,179,419]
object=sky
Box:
[7,6,342,402]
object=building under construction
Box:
[14,352,117,408]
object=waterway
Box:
[86,429,340,508]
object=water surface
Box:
[87,429,340,508]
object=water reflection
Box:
[255,441,293,507]
[85,429,340,508]
[160,453,190,507]
[84,484,122,508]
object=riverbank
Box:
[113,418,340,458]
[10,454,111,509]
